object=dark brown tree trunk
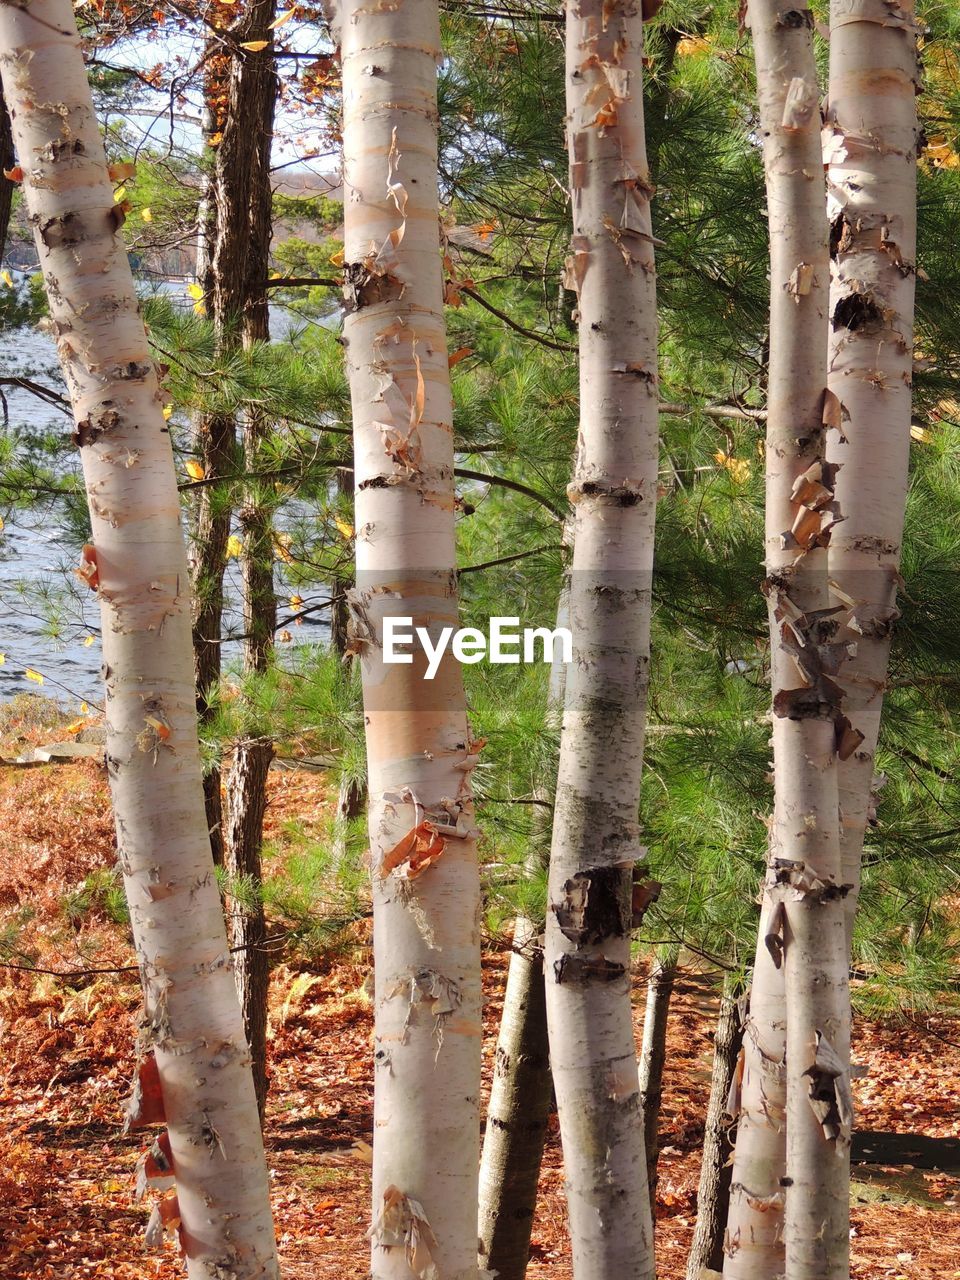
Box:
[216,0,279,1123]
[478,918,553,1280]
[224,735,274,1122]
[639,956,678,1218]
[686,989,744,1280]
[0,88,14,255]
[190,8,277,878]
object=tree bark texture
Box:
[338,3,483,1276]
[478,583,570,1280]
[686,991,744,1280]
[477,916,553,1280]
[726,4,850,1277]
[543,4,659,1277]
[639,956,677,1219]
[225,734,274,1123]
[0,86,14,255]
[190,0,278,870]
[0,5,279,1275]
[220,6,279,1122]
[825,0,920,941]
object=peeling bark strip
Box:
[725,3,849,1280]
[336,2,482,1276]
[0,3,279,1277]
[543,3,658,1277]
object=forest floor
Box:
[0,746,959,1279]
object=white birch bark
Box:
[0,3,279,1276]
[337,2,482,1276]
[825,0,920,936]
[542,3,658,1276]
[726,4,850,1277]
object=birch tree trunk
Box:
[726,4,850,1277]
[338,2,482,1275]
[0,4,279,1275]
[543,3,659,1276]
[686,989,743,1280]
[638,954,677,1218]
[825,0,920,941]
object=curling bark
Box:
[0,3,279,1275]
[337,2,482,1275]
[542,3,659,1276]
[725,4,850,1277]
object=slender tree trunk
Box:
[218,0,279,1123]
[639,954,677,1218]
[543,4,659,1277]
[190,5,277,868]
[478,583,570,1280]
[225,733,273,1122]
[0,88,14,255]
[825,0,920,943]
[338,3,482,1274]
[478,915,553,1280]
[686,990,743,1280]
[0,6,279,1275]
[726,4,850,1277]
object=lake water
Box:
[0,282,331,707]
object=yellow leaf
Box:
[113,184,126,203]
[186,282,204,300]
[289,594,304,609]
[64,719,85,735]
[0,654,5,665]
[80,702,88,713]
[162,404,174,420]
[226,535,243,557]
[141,207,153,223]
[270,9,294,27]
[185,459,205,481]
[334,516,354,539]
[83,635,95,647]
[193,300,207,316]
[207,131,223,148]
[269,270,282,279]
[677,35,711,57]
[240,39,270,51]
[910,423,933,444]
[0,514,4,531]
[329,248,345,268]
[273,532,293,563]
[714,451,752,484]
[25,668,44,685]
[1,269,13,288]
